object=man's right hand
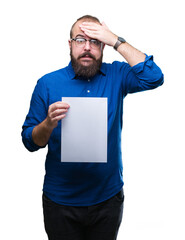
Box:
[46,101,70,129]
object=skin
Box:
[32,19,146,147]
[68,19,105,67]
[79,21,145,66]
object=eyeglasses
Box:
[71,37,102,49]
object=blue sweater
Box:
[22,55,164,206]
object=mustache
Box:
[77,52,96,60]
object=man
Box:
[22,15,164,240]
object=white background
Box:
[1,0,184,239]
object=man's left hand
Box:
[80,22,117,47]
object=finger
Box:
[81,22,101,31]
[53,113,67,121]
[81,29,97,35]
[50,108,68,119]
[81,28,99,38]
[49,101,70,112]
[81,22,99,27]
[57,101,70,109]
[80,26,97,35]
[80,25,98,31]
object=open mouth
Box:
[81,55,93,59]
[78,53,95,60]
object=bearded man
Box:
[22,15,164,240]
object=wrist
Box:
[110,34,118,47]
[113,36,126,50]
[44,118,55,132]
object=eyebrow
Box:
[75,34,86,38]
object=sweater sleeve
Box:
[21,78,48,152]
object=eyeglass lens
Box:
[74,38,101,49]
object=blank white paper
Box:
[61,97,107,163]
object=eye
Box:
[90,39,101,46]
[76,38,86,44]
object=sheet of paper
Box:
[61,97,107,163]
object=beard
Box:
[70,50,103,79]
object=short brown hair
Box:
[70,15,100,38]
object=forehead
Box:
[72,19,99,38]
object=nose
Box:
[84,40,91,51]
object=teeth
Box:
[81,55,92,58]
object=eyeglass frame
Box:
[71,37,103,50]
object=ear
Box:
[68,39,72,49]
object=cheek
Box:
[71,47,82,59]
[93,49,102,60]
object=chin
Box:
[80,59,94,66]
[80,61,94,67]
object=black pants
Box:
[43,189,124,240]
